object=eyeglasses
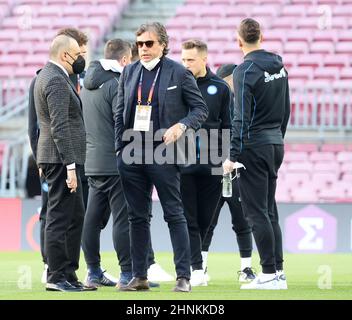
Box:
[136,40,155,48]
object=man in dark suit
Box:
[34,35,88,292]
[28,27,89,285]
[115,22,208,292]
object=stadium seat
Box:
[323,54,349,68]
[287,162,314,173]
[313,67,340,81]
[310,42,335,54]
[284,151,309,162]
[281,5,306,17]
[337,152,352,163]
[284,41,308,54]
[289,143,319,152]
[340,68,352,80]
[297,54,323,68]
[310,152,336,162]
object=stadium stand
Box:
[0,0,129,83]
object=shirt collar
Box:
[49,60,69,77]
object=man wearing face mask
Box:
[34,35,87,292]
[28,28,90,287]
[115,22,208,292]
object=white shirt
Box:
[49,60,69,78]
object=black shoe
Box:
[238,267,257,283]
[173,278,191,292]
[118,277,150,291]
[86,270,117,287]
[46,281,82,292]
[70,280,98,291]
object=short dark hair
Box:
[57,27,88,46]
[135,22,169,56]
[104,39,131,60]
[238,18,261,44]
[130,42,139,62]
[182,39,208,54]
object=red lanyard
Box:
[137,67,160,105]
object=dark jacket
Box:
[230,49,291,162]
[114,56,208,154]
[81,60,121,176]
[34,62,86,165]
[28,70,41,161]
[181,67,232,173]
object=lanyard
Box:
[137,67,160,105]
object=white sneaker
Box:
[204,268,211,282]
[147,263,174,282]
[276,271,288,290]
[190,269,208,287]
[41,264,48,284]
[240,273,279,290]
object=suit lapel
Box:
[49,62,83,109]
[63,75,82,109]
[125,63,142,123]
[158,58,173,115]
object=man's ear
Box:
[237,36,243,48]
[60,51,67,63]
[203,55,208,65]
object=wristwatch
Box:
[178,123,187,132]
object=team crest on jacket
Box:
[207,85,218,95]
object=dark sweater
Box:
[230,49,291,162]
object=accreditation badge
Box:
[133,104,152,131]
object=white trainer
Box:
[41,264,48,284]
[147,263,174,282]
[240,273,279,290]
[276,271,288,290]
[204,268,211,282]
[190,269,208,287]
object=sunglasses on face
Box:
[136,40,155,48]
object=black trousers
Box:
[181,168,222,270]
[79,165,89,209]
[39,168,88,266]
[202,179,252,258]
[41,164,85,283]
[39,175,48,264]
[117,155,191,280]
[82,176,131,272]
[238,144,284,274]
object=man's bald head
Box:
[49,35,81,75]
[49,35,79,59]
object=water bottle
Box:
[222,172,232,198]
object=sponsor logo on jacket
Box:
[264,68,286,83]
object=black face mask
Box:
[66,52,86,74]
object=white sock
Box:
[240,257,252,271]
[261,273,276,281]
[201,251,208,270]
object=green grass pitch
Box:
[0,252,351,300]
